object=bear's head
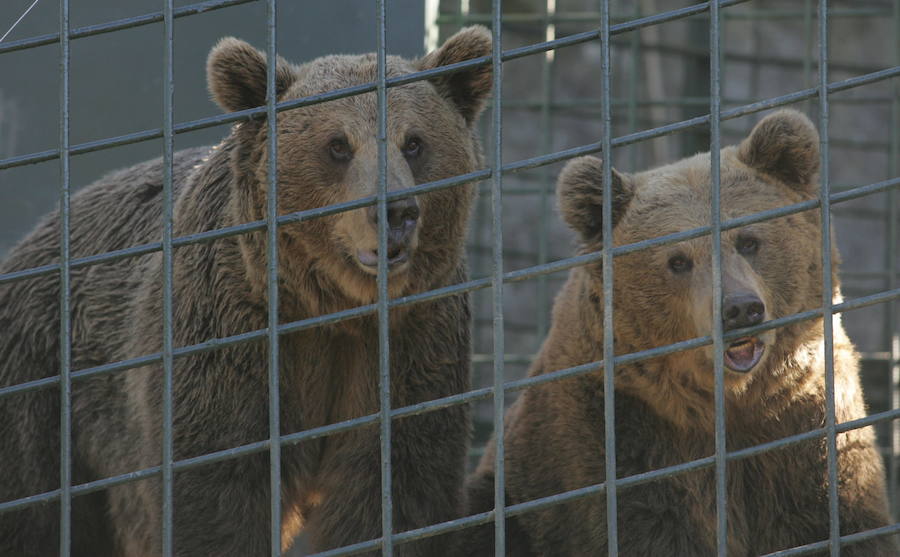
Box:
[205,27,491,311]
[557,110,832,405]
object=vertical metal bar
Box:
[888,0,900,520]
[57,0,72,554]
[536,0,555,341]
[490,0,506,554]
[709,0,727,555]
[265,0,281,554]
[817,1,840,555]
[375,1,393,555]
[161,0,175,554]
[599,0,618,555]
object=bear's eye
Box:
[668,254,693,274]
[329,138,352,162]
[403,136,423,158]
[737,236,760,256]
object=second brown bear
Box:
[464,110,897,556]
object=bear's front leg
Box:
[301,427,387,556]
[172,453,275,556]
[303,406,468,557]
[616,481,725,557]
[835,435,900,556]
[390,406,469,555]
[106,451,275,557]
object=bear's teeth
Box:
[724,337,764,373]
[729,343,754,360]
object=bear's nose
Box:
[723,293,765,331]
[368,198,420,230]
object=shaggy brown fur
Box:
[0,27,491,556]
[464,110,897,556]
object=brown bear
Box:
[464,110,898,556]
[0,27,491,556]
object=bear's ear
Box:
[416,26,492,125]
[737,109,820,192]
[557,156,633,243]
[206,37,295,113]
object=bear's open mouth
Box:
[724,337,765,373]
[356,247,409,271]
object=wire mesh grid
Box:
[449,0,898,528]
[0,0,897,556]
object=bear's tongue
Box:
[724,337,763,373]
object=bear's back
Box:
[0,146,211,386]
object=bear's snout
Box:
[722,292,765,331]
[366,198,419,248]
[722,292,767,373]
[367,197,420,231]
[356,197,420,271]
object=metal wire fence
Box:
[0,0,898,556]
[443,1,900,555]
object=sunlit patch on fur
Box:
[281,503,305,553]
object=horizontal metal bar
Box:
[499,96,894,111]
[0,0,260,55]
[2,74,897,293]
[858,352,897,362]
[761,523,900,556]
[435,7,889,25]
[723,7,889,19]
[0,171,493,287]
[5,395,898,550]
[470,351,897,365]
[496,403,900,525]
[2,285,898,516]
[1,175,897,400]
[843,271,900,279]
[499,172,890,195]
[309,509,503,557]
[471,354,535,364]
[295,403,900,555]
[468,183,888,198]
[2,0,895,553]
[1,59,893,194]
[0,170,485,287]
[500,0,751,61]
[19,261,900,411]
[392,406,900,548]
[0,0,760,172]
[491,68,900,174]
[0,464,162,514]
[311,537,383,557]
